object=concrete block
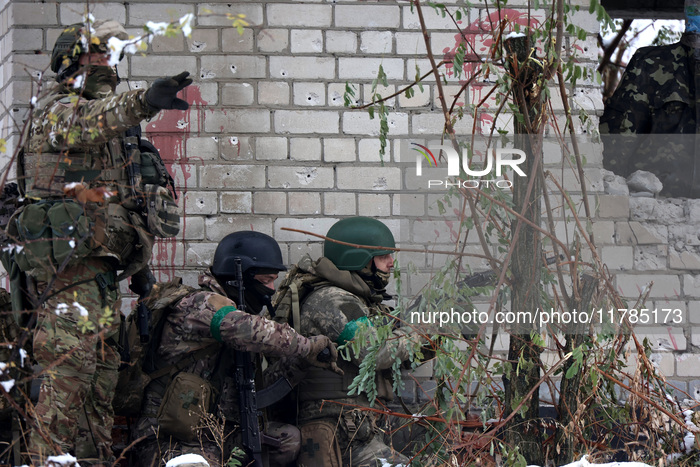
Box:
[328,83,354,107]
[338,57,404,80]
[324,192,356,216]
[633,245,668,271]
[184,191,218,216]
[185,242,217,268]
[267,4,332,27]
[270,56,335,80]
[200,55,266,79]
[684,274,700,297]
[268,166,334,189]
[591,221,615,245]
[396,32,426,55]
[360,31,393,54]
[394,194,425,217]
[222,28,254,53]
[399,87,431,108]
[197,3,263,26]
[180,216,205,241]
[358,139,382,162]
[648,352,675,376]
[402,5,463,30]
[289,192,321,215]
[12,2,57,25]
[336,166,401,191]
[293,82,326,107]
[258,82,290,106]
[601,246,633,271]
[615,274,681,299]
[253,192,287,215]
[220,192,252,214]
[188,29,219,53]
[324,138,356,162]
[616,222,667,245]
[204,109,270,134]
[358,193,392,217]
[222,83,255,106]
[129,3,194,25]
[291,29,323,54]
[257,29,289,53]
[335,5,400,29]
[10,28,43,51]
[151,34,185,53]
[206,216,272,241]
[256,137,288,161]
[200,164,266,189]
[670,251,700,270]
[326,31,357,54]
[274,217,339,242]
[637,327,686,352]
[630,197,684,223]
[131,56,196,77]
[274,110,339,134]
[59,3,126,25]
[343,111,408,136]
[220,136,254,162]
[290,138,322,161]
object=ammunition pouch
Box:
[297,420,342,467]
[157,371,215,442]
[144,184,179,238]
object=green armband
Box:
[336,316,370,346]
[211,305,237,342]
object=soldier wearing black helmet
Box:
[10,18,193,464]
[267,217,422,466]
[132,231,340,467]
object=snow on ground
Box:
[165,453,209,467]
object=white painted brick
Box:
[220,192,252,214]
[220,136,254,162]
[200,55,266,80]
[289,192,322,215]
[360,31,393,54]
[591,221,615,245]
[326,31,357,54]
[267,4,332,27]
[597,195,629,218]
[336,167,401,191]
[396,32,426,55]
[197,4,263,26]
[131,56,196,77]
[684,274,700,298]
[601,246,633,271]
[222,83,255,106]
[253,192,287,215]
[324,138,356,162]
[12,3,57,25]
[274,217,340,242]
[184,191,218,216]
[206,216,272,241]
[59,3,126,25]
[402,5,463,30]
[129,3,194,25]
[338,58,404,80]
[358,139,382,162]
[152,35,185,53]
[616,274,681,299]
[256,137,288,161]
[204,109,271,134]
[222,29,254,53]
[290,138,322,161]
[169,164,197,190]
[411,112,448,135]
[394,194,425,216]
[185,243,217,268]
[270,56,335,80]
[362,84,395,106]
[151,242,185,268]
[268,166,334,189]
[294,82,326,107]
[358,193,391,217]
[343,111,408,136]
[288,242,324,266]
[275,110,339,134]
[200,165,266,189]
[324,192,356,215]
[10,28,43,51]
[399,87,431,108]
[258,29,289,53]
[291,29,324,54]
[186,137,219,161]
[181,216,205,241]
[335,5,400,29]
[188,29,219,54]
[328,83,353,107]
[571,10,600,34]
[259,82,290,106]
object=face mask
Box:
[373,269,391,288]
[82,66,117,99]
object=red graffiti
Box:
[145,85,208,281]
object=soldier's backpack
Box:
[112,277,195,417]
[270,259,329,331]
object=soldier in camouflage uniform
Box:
[600,0,700,198]
[16,20,192,464]
[133,231,340,467]
[267,217,424,467]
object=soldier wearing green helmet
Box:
[266,217,423,466]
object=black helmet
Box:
[211,231,287,279]
[324,217,395,271]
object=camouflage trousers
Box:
[28,258,121,465]
[298,399,410,467]
[134,421,300,467]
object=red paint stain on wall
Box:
[144,85,208,281]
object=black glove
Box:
[145,71,192,110]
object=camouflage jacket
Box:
[600,39,700,197]
[23,86,157,198]
[134,273,316,437]
[265,254,421,418]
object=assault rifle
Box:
[130,267,157,344]
[123,126,144,209]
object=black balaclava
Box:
[220,268,278,315]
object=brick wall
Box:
[5,0,696,396]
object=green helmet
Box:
[50,20,128,81]
[324,217,395,271]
